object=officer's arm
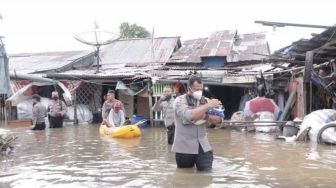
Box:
[107,110,115,128]
[152,99,163,112]
[61,101,67,115]
[189,99,221,121]
[188,104,211,121]
[101,102,106,119]
[32,106,38,126]
[175,98,214,124]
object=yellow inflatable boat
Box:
[99,120,146,138]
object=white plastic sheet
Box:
[17,97,50,120]
[7,82,72,106]
[67,104,93,123]
[254,111,279,133]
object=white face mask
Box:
[192,90,203,100]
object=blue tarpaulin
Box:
[0,39,11,95]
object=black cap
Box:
[32,94,41,101]
[257,84,265,97]
[107,90,115,94]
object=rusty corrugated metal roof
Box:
[45,65,158,80]
[100,37,181,67]
[273,26,336,60]
[168,38,207,63]
[169,30,269,64]
[9,50,93,74]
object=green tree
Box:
[119,22,150,39]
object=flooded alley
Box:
[0,125,335,187]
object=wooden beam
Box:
[294,41,321,48]
[255,20,330,29]
[304,51,314,115]
[147,81,154,127]
[316,50,336,55]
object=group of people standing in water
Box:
[31,91,67,130]
[30,75,280,172]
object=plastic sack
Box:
[67,104,93,123]
[131,115,147,128]
[298,109,336,144]
[207,105,225,118]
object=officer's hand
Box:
[209,115,222,124]
[208,99,221,108]
[160,96,166,101]
[102,119,108,125]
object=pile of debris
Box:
[0,130,17,155]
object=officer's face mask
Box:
[192,90,203,100]
[52,96,59,100]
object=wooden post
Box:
[74,91,78,125]
[279,90,297,121]
[304,51,314,115]
[278,90,285,111]
[4,99,8,127]
[8,103,12,121]
[309,82,313,113]
[147,80,153,127]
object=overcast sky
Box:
[0,0,335,54]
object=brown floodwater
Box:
[0,124,336,188]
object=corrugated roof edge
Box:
[8,50,93,57]
[114,36,181,42]
[9,50,95,74]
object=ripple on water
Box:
[258,167,278,171]
[1,126,336,187]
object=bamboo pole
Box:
[74,91,78,125]
[222,121,288,124]
[147,80,153,127]
[227,124,281,127]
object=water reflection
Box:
[0,125,335,187]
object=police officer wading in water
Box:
[172,76,222,171]
[152,86,175,144]
[31,94,47,130]
[48,91,67,128]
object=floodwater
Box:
[0,124,336,188]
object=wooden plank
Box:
[296,127,311,142]
[7,119,32,126]
[254,20,330,29]
[221,75,257,84]
[319,46,336,50]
